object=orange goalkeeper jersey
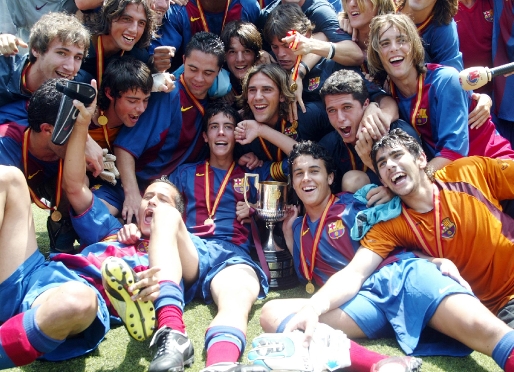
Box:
[361,156,514,314]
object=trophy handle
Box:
[244,173,259,208]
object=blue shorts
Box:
[341,253,473,357]
[191,239,269,304]
[0,250,109,361]
[91,181,125,212]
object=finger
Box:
[298,97,306,114]
[135,266,161,281]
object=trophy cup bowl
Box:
[244,174,298,289]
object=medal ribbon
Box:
[22,129,63,212]
[389,73,424,137]
[180,74,205,115]
[204,161,235,220]
[401,184,443,258]
[300,194,336,284]
[196,0,231,33]
[344,142,367,172]
[96,35,124,86]
[286,30,302,85]
[416,14,434,35]
[259,119,286,161]
[21,62,33,94]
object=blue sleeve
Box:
[71,194,122,246]
[0,136,22,168]
[0,100,29,125]
[150,6,187,55]
[429,68,469,158]
[423,21,463,71]
[291,216,306,283]
[308,4,350,43]
[241,0,260,24]
[168,166,186,194]
[114,89,179,158]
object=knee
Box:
[260,300,283,332]
[56,282,99,324]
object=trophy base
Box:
[265,249,298,290]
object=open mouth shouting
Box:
[143,209,153,224]
[389,56,405,66]
[391,172,407,185]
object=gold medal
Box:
[290,82,297,92]
[291,120,298,130]
[306,281,315,294]
[51,210,62,222]
[98,115,108,126]
[204,218,214,225]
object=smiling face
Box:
[32,38,85,80]
[109,3,148,52]
[226,37,257,81]
[344,0,377,30]
[376,23,414,81]
[202,112,236,160]
[247,72,284,126]
[107,88,150,127]
[269,36,296,71]
[292,155,334,211]
[324,93,368,145]
[183,50,220,99]
[138,182,177,237]
[375,144,426,196]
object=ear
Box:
[362,98,370,109]
[40,123,54,135]
[417,151,428,169]
[202,131,208,143]
[328,172,334,186]
[279,94,285,103]
[104,87,114,101]
[31,48,40,59]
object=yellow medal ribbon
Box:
[204,161,235,224]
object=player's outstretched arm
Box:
[63,81,98,215]
[235,119,297,155]
[284,247,383,345]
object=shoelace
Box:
[156,331,176,357]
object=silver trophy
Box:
[244,174,297,289]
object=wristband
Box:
[299,60,310,74]
[327,42,336,60]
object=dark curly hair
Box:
[28,78,66,132]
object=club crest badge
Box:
[233,178,248,194]
[137,240,149,253]
[415,108,428,125]
[441,217,456,239]
[284,124,299,139]
[328,220,345,239]
[308,77,321,91]
[483,9,493,22]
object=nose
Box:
[236,51,244,62]
[136,101,145,113]
[347,0,357,7]
[337,109,346,123]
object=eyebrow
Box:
[55,47,84,56]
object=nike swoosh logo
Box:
[28,170,42,179]
[36,2,48,10]
[302,228,310,236]
[195,173,204,176]
[190,16,201,22]
[181,106,193,112]
[439,284,454,294]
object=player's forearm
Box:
[114,147,140,197]
[332,40,364,66]
[257,124,297,155]
[375,95,399,123]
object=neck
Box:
[304,192,332,221]
[459,0,476,8]
[200,0,226,12]
[26,61,45,93]
[392,68,421,97]
[208,154,234,170]
[98,35,121,58]
[28,130,59,162]
[401,175,434,213]
[401,3,434,24]
[356,26,370,51]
